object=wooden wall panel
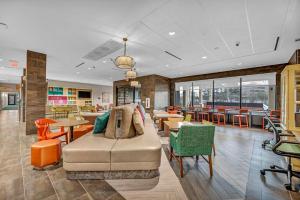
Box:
[288,49,300,64]
[25,50,47,135]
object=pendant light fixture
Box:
[125,69,137,80]
[130,80,140,87]
[113,38,135,69]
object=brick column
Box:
[25,50,47,135]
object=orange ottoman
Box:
[31,139,61,169]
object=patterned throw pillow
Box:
[137,105,145,122]
[133,108,145,135]
[105,105,136,139]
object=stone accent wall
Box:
[25,50,47,135]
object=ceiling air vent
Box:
[74,62,85,68]
[274,36,280,51]
[83,40,123,61]
[164,50,182,60]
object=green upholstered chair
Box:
[169,125,215,177]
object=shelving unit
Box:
[47,87,92,106]
[281,64,300,131]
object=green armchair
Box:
[169,125,215,177]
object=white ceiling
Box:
[0,0,299,86]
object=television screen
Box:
[78,91,91,99]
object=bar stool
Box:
[233,109,249,128]
[198,107,210,122]
[262,110,280,129]
[212,108,226,125]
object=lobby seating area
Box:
[1,1,300,200]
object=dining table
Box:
[153,113,184,131]
[51,119,89,142]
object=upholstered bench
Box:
[63,113,162,180]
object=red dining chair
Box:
[198,107,210,122]
[35,118,69,144]
[233,109,249,128]
[168,110,178,114]
[212,108,226,125]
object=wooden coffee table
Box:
[163,121,193,137]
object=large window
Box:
[174,73,276,110]
[242,73,276,110]
[214,77,240,109]
[193,79,213,107]
[175,82,192,107]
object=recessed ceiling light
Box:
[88,66,96,70]
[237,62,242,66]
[202,56,207,59]
[169,32,175,36]
[102,60,107,63]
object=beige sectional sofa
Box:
[62,113,162,179]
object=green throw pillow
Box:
[93,112,110,134]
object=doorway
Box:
[8,94,17,105]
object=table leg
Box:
[70,126,74,142]
[164,124,170,137]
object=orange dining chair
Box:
[212,108,226,125]
[198,107,210,122]
[35,118,69,144]
[168,110,178,114]
[233,109,249,128]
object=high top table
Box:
[51,119,89,142]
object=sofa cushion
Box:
[133,108,144,135]
[63,132,117,163]
[93,112,110,134]
[105,105,136,139]
[111,116,161,168]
